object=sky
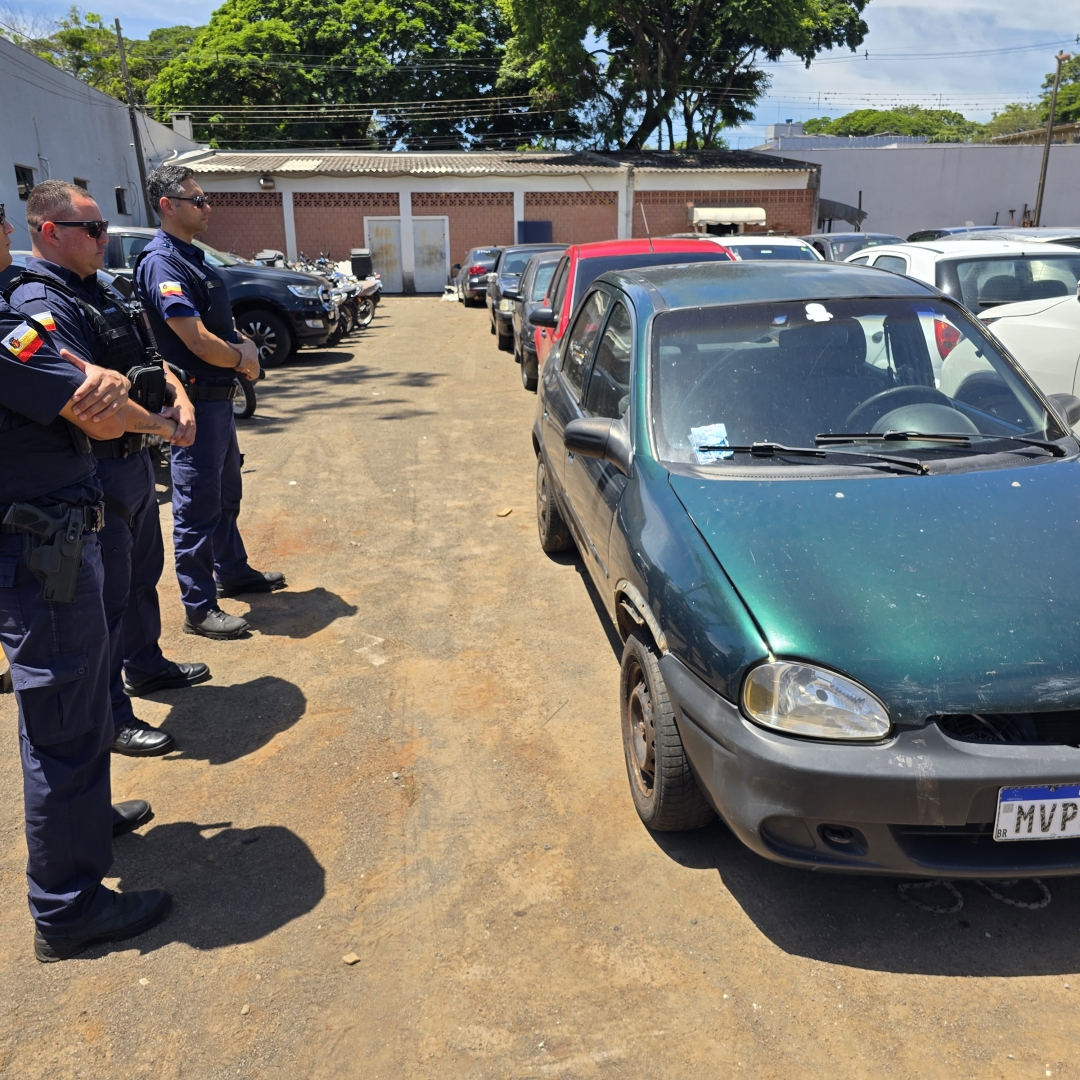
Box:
[8,0,1079,148]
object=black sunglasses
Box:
[169,195,211,208]
[37,219,110,239]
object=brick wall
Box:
[633,188,815,237]
[524,191,619,245]
[411,192,514,266]
[293,191,400,261]
[201,192,286,259]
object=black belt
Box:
[1,501,105,535]
[189,382,238,402]
[92,434,147,460]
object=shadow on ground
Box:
[243,587,358,638]
[99,821,325,954]
[144,675,306,765]
[652,820,1080,977]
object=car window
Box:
[649,297,1055,464]
[583,302,632,420]
[872,255,909,275]
[549,258,569,316]
[811,241,828,258]
[730,243,819,261]
[530,262,557,301]
[121,234,151,268]
[828,237,903,260]
[501,251,533,275]
[849,255,870,264]
[560,289,609,398]
[573,249,731,298]
[950,255,1080,312]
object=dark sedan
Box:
[802,232,904,261]
[534,258,1080,878]
[486,243,565,351]
[513,251,564,391]
[453,246,501,305]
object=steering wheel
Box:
[844,386,951,431]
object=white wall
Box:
[0,36,200,249]
[757,143,1080,237]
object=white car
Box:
[843,238,1080,313]
[978,289,1080,397]
[697,234,823,261]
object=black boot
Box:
[183,608,250,639]
[112,718,176,757]
[112,800,154,836]
[35,889,172,962]
[217,570,286,597]
[123,661,211,697]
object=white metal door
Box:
[365,217,403,293]
[412,217,448,293]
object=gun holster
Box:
[127,363,168,413]
[2,502,104,603]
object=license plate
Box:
[994,785,1080,841]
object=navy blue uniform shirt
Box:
[9,258,101,366]
[0,296,97,503]
[135,229,235,380]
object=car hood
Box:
[669,459,1080,722]
[223,264,324,288]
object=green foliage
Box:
[499,0,870,151]
[800,105,985,142]
[984,102,1041,139]
[147,0,538,149]
[1042,54,1080,124]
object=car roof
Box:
[597,260,938,310]
[108,226,156,236]
[713,235,810,246]
[803,232,902,241]
[847,239,1080,259]
[945,229,1080,245]
[571,238,719,259]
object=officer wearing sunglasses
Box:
[135,166,284,640]
[0,195,172,961]
[8,180,214,758]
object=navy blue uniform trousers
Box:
[171,397,251,618]
[98,450,166,728]
[0,531,113,933]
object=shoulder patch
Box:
[159,281,185,298]
[4,322,43,362]
[35,311,57,332]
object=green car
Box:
[532,259,1080,878]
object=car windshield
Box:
[828,237,902,259]
[193,240,240,267]
[731,243,818,261]
[472,249,500,265]
[649,296,1059,465]
[949,255,1080,311]
[501,251,536,275]
[530,262,557,301]
[575,249,731,298]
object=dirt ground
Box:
[1,297,1079,1079]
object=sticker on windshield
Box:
[805,303,834,323]
[689,423,732,462]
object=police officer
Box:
[135,166,284,639]
[9,181,214,756]
[0,202,171,961]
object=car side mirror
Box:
[486,272,497,283]
[502,286,520,300]
[564,417,631,477]
[529,306,557,327]
[108,274,135,299]
[1049,393,1080,427]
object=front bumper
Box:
[662,653,1080,878]
[288,306,332,347]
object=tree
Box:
[983,102,1041,140]
[802,105,985,142]
[1041,54,1080,125]
[147,0,545,149]
[498,0,871,152]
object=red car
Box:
[531,238,734,371]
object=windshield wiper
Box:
[817,431,1067,457]
[696,442,927,475]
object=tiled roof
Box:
[181,148,812,177]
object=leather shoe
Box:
[123,660,211,697]
[112,799,153,837]
[217,570,286,597]
[112,718,176,757]
[35,888,172,962]
[183,608,249,639]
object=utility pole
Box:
[115,18,156,227]
[1034,50,1071,226]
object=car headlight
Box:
[288,284,322,299]
[498,298,514,312]
[742,661,890,741]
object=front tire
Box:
[236,309,292,368]
[233,377,256,420]
[356,297,375,328]
[521,351,538,392]
[620,634,714,832]
[535,456,574,553]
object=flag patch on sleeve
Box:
[4,323,43,362]
[35,311,57,332]
[159,281,184,298]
